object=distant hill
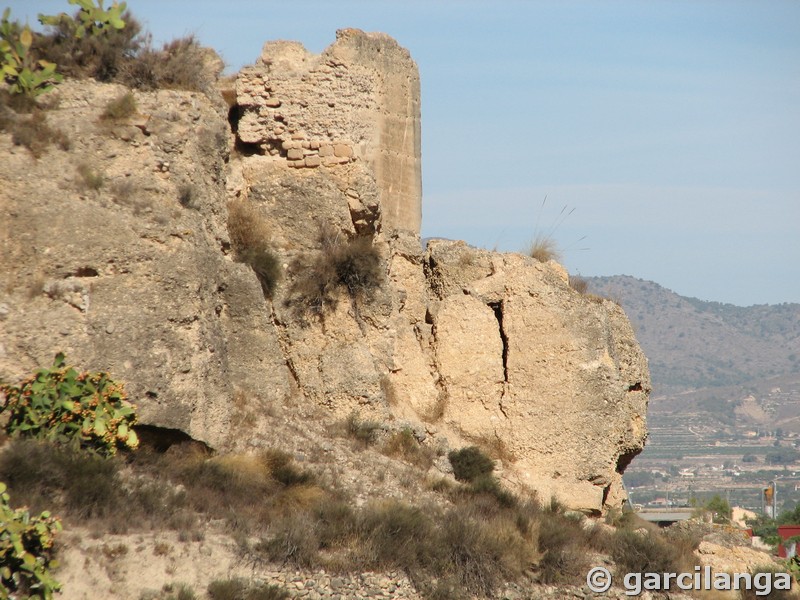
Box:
[584,275,800,392]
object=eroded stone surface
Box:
[0,32,649,514]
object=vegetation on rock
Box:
[0,352,139,457]
[0,481,62,600]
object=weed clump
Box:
[101,91,136,120]
[6,110,69,157]
[286,225,383,320]
[381,427,435,470]
[527,234,560,263]
[227,199,281,298]
[77,161,104,190]
[208,578,290,600]
[342,411,382,447]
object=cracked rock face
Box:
[0,31,649,514]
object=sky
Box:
[6,1,800,306]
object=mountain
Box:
[584,275,800,393]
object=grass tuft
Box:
[101,91,137,121]
[527,234,561,263]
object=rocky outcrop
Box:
[0,30,649,514]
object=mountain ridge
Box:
[584,274,800,392]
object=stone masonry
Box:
[236,29,422,233]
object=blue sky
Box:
[7,1,799,306]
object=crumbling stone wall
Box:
[235,29,422,233]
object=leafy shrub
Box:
[0,352,138,457]
[0,353,139,456]
[448,446,495,483]
[1,10,62,99]
[286,226,383,319]
[0,481,62,600]
[100,90,136,120]
[35,3,141,83]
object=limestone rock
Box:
[0,32,650,515]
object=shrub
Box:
[77,161,105,190]
[177,184,196,209]
[0,11,62,99]
[610,529,685,575]
[382,427,435,469]
[8,110,69,158]
[119,36,210,93]
[358,500,434,570]
[0,439,120,520]
[286,226,383,319]
[35,5,142,83]
[0,352,139,457]
[254,513,319,568]
[568,275,588,294]
[342,411,382,447]
[100,91,136,120]
[527,234,560,263]
[448,446,495,483]
[535,511,591,585]
[208,578,290,600]
[261,449,315,487]
[437,508,533,596]
[0,481,62,600]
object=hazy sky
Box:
[7,1,799,306]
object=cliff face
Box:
[0,30,649,513]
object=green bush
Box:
[1,11,62,99]
[0,481,62,600]
[0,352,139,457]
[448,446,495,483]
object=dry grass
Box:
[286,225,383,320]
[119,36,211,93]
[76,162,105,191]
[381,427,436,470]
[101,91,137,121]
[527,234,561,263]
[227,199,281,298]
[8,110,70,158]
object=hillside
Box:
[585,275,800,392]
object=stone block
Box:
[287,148,304,160]
[304,155,321,168]
[319,145,334,157]
[333,144,353,158]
